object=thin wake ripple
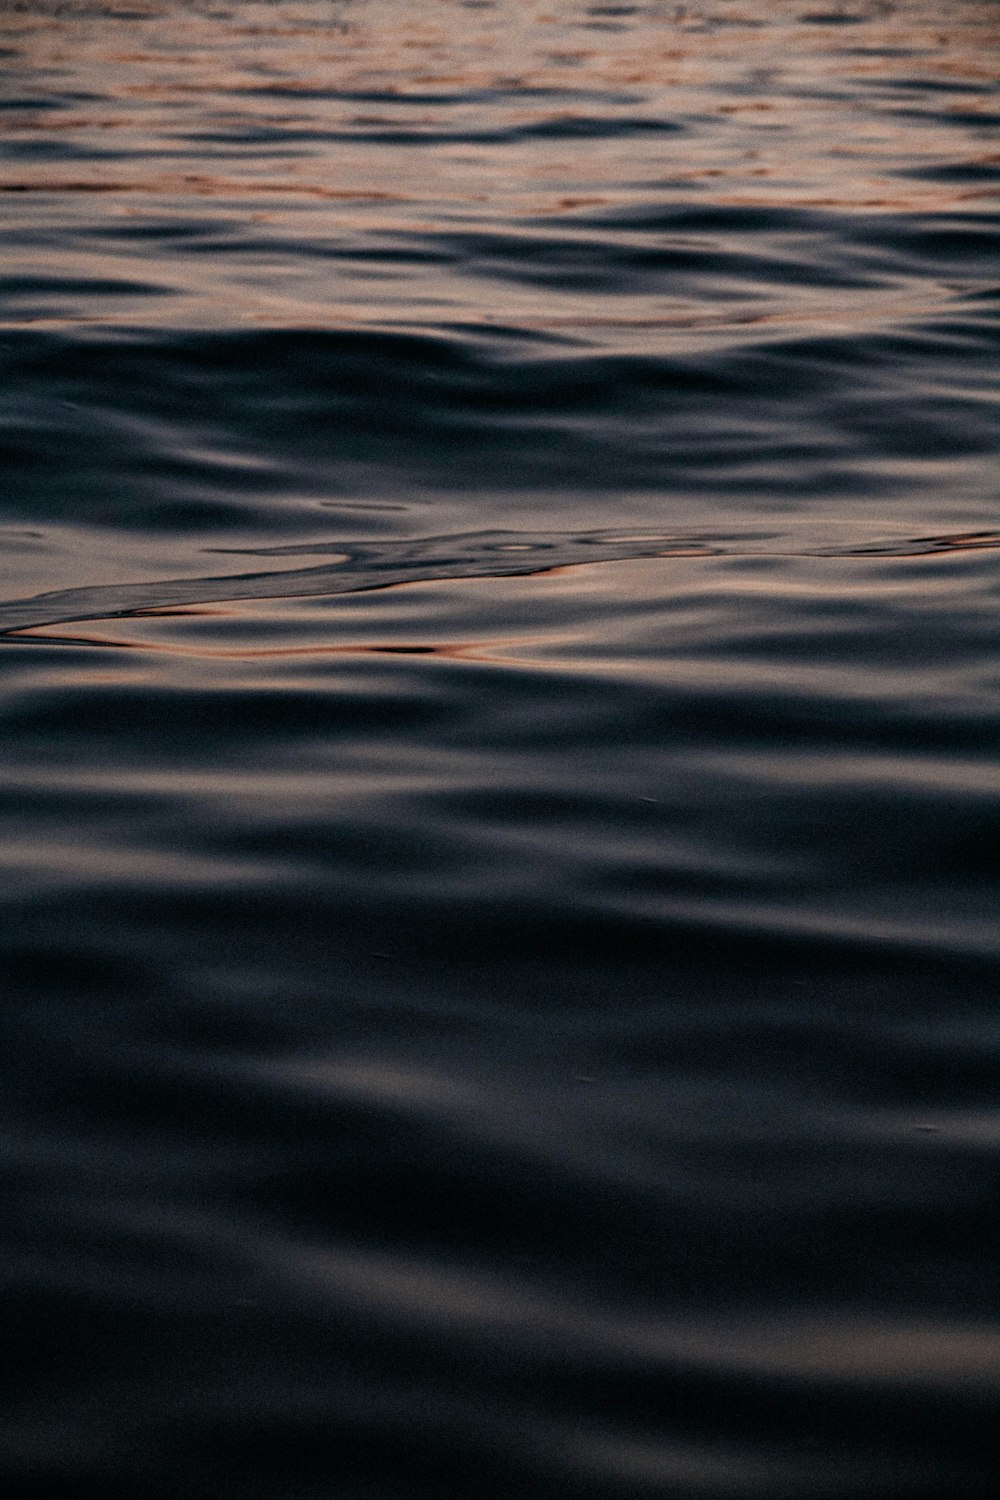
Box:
[1,525,999,638]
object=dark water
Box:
[2,3,999,1496]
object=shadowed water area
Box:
[1,2,998,1496]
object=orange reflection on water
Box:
[2,0,997,339]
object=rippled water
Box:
[2,3,998,1496]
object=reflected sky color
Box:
[3,0,998,341]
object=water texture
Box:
[1,3,998,1497]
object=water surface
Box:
[1,3,998,1497]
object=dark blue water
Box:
[2,3,998,1496]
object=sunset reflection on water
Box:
[3,0,997,340]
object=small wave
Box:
[1,526,997,640]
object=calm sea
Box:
[1,3,998,1496]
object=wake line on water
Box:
[0,526,997,640]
